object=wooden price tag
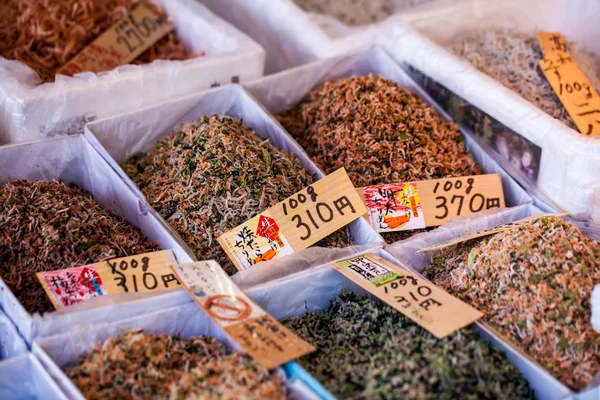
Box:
[331,253,482,338]
[359,174,504,232]
[218,168,367,271]
[537,32,600,136]
[172,261,315,369]
[37,250,180,309]
[57,5,174,77]
[418,212,569,253]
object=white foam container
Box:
[84,83,384,272]
[385,203,600,399]
[0,310,27,360]
[32,302,319,400]
[0,0,265,143]
[199,0,461,74]
[0,135,196,344]
[377,0,600,220]
[0,353,67,400]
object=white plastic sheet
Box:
[385,203,600,398]
[0,354,67,400]
[0,135,194,343]
[0,310,27,360]
[33,302,319,400]
[84,83,383,273]
[0,0,265,144]
[377,0,600,220]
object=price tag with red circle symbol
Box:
[172,261,315,369]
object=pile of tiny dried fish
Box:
[283,291,533,399]
[278,74,482,243]
[0,0,196,83]
[66,330,286,399]
[124,115,350,276]
[0,180,158,314]
[426,216,600,390]
[449,28,600,130]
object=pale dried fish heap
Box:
[65,330,287,400]
[426,216,600,390]
[0,180,158,314]
[123,115,350,276]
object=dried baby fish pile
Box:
[66,330,286,400]
[0,180,158,314]
[283,291,532,399]
[293,0,434,26]
[124,114,350,276]
[278,74,482,243]
[449,27,600,130]
[426,216,600,390]
[0,0,196,83]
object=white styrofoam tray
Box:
[0,310,27,360]
[0,353,67,400]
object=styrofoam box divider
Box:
[243,47,535,241]
[0,310,27,360]
[32,302,320,400]
[385,203,600,399]
[376,0,600,220]
[84,83,384,273]
[0,135,195,344]
[0,353,67,400]
[0,0,265,144]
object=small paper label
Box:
[172,261,315,369]
[218,168,367,271]
[360,174,505,232]
[418,212,569,253]
[37,250,179,309]
[57,5,174,77]
[331,253,482,339]
[538,32,600,136]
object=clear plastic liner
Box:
[84,83,383,273]
[0,354,67,400]
[32,302,319,400]
[376,0,600,220]
[0,135,194,343]
[0,310,27,360]
[0,0,265,143]
[385,202,600,398]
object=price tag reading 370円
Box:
[218,168,367,271]
[359,174,504,232]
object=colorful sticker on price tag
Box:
[538,32,600,136]
[37,250,179,309]
[331,253,482,339]
[218,168,367,271]
[172,261,315,369]
[57,5,174,77]
[360,174,505,232]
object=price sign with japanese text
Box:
[538,32,600,136]
[331,253,482,339]
[218,168,367,271]
[172,261,315,369]
[57,5,174,77]
[359,174,505,232]
[37,250,179,309]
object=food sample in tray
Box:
[65,330,286,400]
[123,114,350,276]
[277,74,482,243]
[0,180,158,314]
[449,27,600,130]
[425,216,600,390]
[282,291,533,399]
[0,0,198,83]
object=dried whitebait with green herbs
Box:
[277,74,482,244]
[0,180,158,314]
[425,216,600,390]
[449,27,600,130]
[65,330,286,399]
[123,115,350,276]
[282,291,532,399]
